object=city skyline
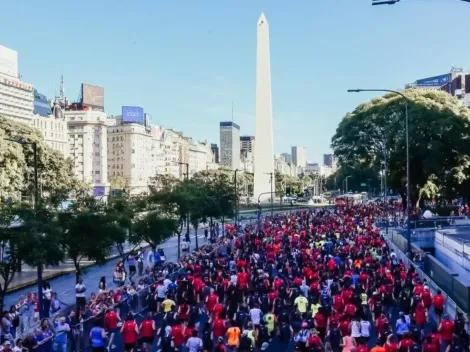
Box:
[3,1,470,162]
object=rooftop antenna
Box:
[59,74,65,102]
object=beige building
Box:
[32,116,68,157]
[65,109,108,190]
[107,120,161,194]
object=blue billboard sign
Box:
[93,186,105,197]
[33,90,51,117]
[122,106,144,124]
[415,74,450,87]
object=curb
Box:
[6,244,149,294]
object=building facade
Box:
[240,136,255,154]
[211,143,219,164]
[0,45,34,124]
[281,153,292,164]
[107,119,159,194]
[65,109,108,192]
[219,121,240,170]
[291,146,306,167]
[32,116,69,157]
[323,153,334,167]
[406,68,470,107]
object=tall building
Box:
[107,115,158,194]
[281,153,292,164]
[219,121,240,170]
[254,13,275,202]
[211,143,219,164]
[291,146,306,167]
[65,108,108,195]
[0,44,34,123]
[240,136,255,154]
[406,68,470,107]
[323,153,334,167]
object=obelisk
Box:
[254,13,275,203]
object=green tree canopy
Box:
[0,116,80,202]
[331,89,470,204]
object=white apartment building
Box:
[107,121,160,194]
[161,129,186,179]
[65,109,108,190]
[291,146,306,168]
[305,162,320,174]
[32,116,69,157]
[0,45,34,123]
[219,121,240,170]
[241,151,255,173]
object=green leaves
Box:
[332,89,470,202]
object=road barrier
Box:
[28,227,243,351]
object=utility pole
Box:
[270,172,274,218]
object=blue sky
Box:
[1,0,469,162]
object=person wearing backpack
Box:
[327,321,342,352]
[278,321,293,351]
[294,322,310,351]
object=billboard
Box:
[415,74,450,87]
[122,106,144,124]
[145,113,152,131]
[93,186,105,197]
[81,84,104,110]
[33,90,52,117]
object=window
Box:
[95,171,100,175]
[95,152,100,156]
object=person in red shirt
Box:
[139,312,156,350]
[206,290,219,314]
[178,300,190,321]
[384,334,398,352]
[104,308,120,332]
[414,300,427,328]
[357,344,369,352]
[306,329,322,350]
[171,322,185,348]
[421,286,433,310]
[399,332,413,351]
[183,321,196,343]
[332,293,344,313]
[375,314,388,339]
[212,316,227,339]
[423,335,439,352]
[433,290,445,323]
[314,308,328,340]
[120,313,139,352]
[345,302,357,318]
[439,315,455,345]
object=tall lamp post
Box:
[257,191,276,230]
[177,162,191,247]
[345,175,352,193]
[5,139,43,319]
[347,89,411,254]
[234,169,239,227]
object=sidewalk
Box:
[3,242,145,293]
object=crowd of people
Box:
[2,205,469,352]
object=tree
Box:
[58,197,121,282]
[331,89,470,204]
[326,165,381,195]
[132,211,177,250]
[0,116,80,202]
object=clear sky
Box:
[1,0,469,163]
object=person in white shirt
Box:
[75,278,86,311]
[249,305,262,326]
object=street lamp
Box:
[234,169,239,228]
[257,191,277,230]
[175,161,191,250]
[5,139,44,319]
[347,88,411,254]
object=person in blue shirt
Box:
[89,319,107,352]
[53,316,70,352]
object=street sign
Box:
[360,183,367,187]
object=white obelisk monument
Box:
[254,13,275,203]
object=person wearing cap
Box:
[2,341,12,352]
[260,342,270,351]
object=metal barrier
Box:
[28,229,244,351]
[382,233,470,333]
